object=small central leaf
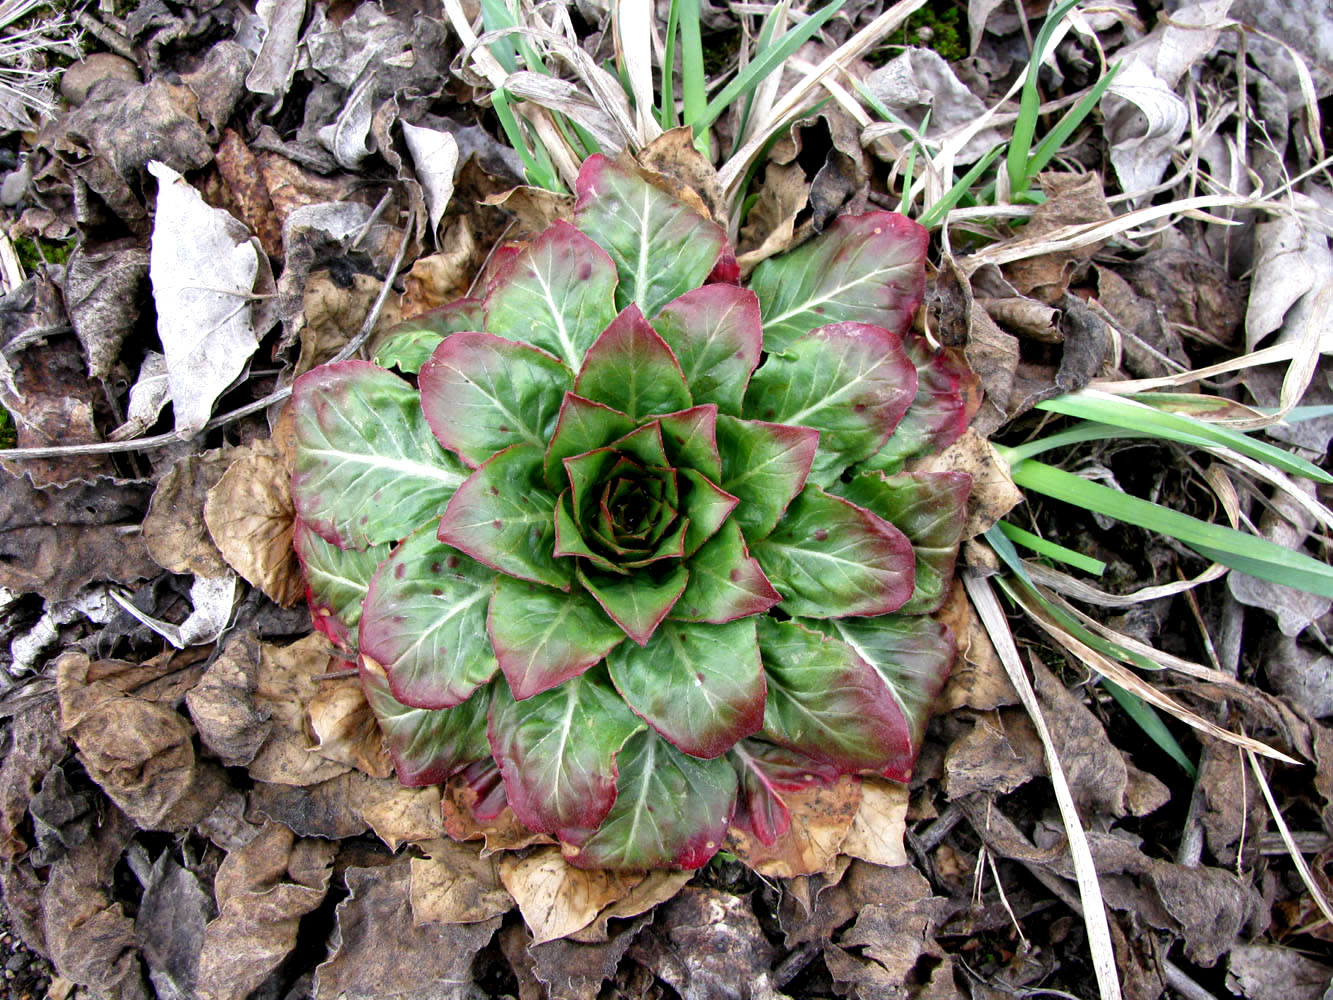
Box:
[574,305,692,421]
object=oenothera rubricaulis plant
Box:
[290,155,977,870]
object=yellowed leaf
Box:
[497,846,642,944]
[840,777,909,867]
[203,446,304,607]
[409,838,513,925]
[725,775,862,877]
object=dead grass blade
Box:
[611,0,663,147]
[1246,749,1333,928]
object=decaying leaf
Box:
[142,447,240,578]
[0,700,68,859]
[296,270,402,377]
[132,849,213,1000]
[935,582,1019,712]
[441,770,554,855]
[307,676,393,778]
[498,846,643,945]
[408,837,513,925]
[63,238,150,379]
[840,777,909,867]
[909,429,1023,538]
[725,776,863,878]
[110,352,172,441]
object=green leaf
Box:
[834,470,971,615]
[862,333,979,472]
[553,490,627,575]
[678,468,736,555]
[358,526,497,709]
[743,322,918,486]
[360,660,492,785]
[543,393,637,491]
[487,576,627,699]
[821,615,956,781]
[714,415,819,542]
[606,618,764,758]
[484,219,619,370]
[757,617,912,774]
[291,361,468,549]
[437,443,571,590]
[488,670,644,842]
[657,405,723,480]
[566,728,737,870]
[672,520,781,623]
[748,211,928,353]
[575,155,729,319]
[573,305,692,420]
[753,485,915,618]
[652,286,763,415]
[729,739,840,846]
[419,332,571,467]
[578,563,689,645]
[372,298,484,373]
[292,519,388,657]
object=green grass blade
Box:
[734,3,791,150]
[919,145,1004,228]
[480,0,520,72]
[659,0,682,129]
[1025,61,1121,176]
[997,520,1107,575]
[492,91,563,192]
[1006,0,1081,195]
[1101,678,1197,776]
[678,0,706,128]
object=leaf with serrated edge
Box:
[359,527,497,709]
[487,575,627,699]
[419,332,571,467]
[715,415,819,543]
[372,298,484,374]
[753,484,914,617]
[484,220,619,370]
[834,470,971,615]
[437,443,571,590]
[578,562,689,645]
[293,519,388,656]
[292,361,467,549]
[573,305,692,421]
[757,617,912,774]
[819,614,956,781]
[360,658,491,785]
[543,393,637,491]
[744,322,918,487]
[672,520,781,623]
[565,729,737,870]
[607,618,764,758]
[488,670,644,842]
[749,211,928,353]
[729,739,841,846]
[574,155,729,320]
[653,286,763,415]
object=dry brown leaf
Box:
[257,150,359,220]
[215,128,283,259]
[962,306,1021,438]
[0,700,68,859]
[409,838,514,925]
[567,869,692,944]
[943,708,1045,800]
[142,447,239,578]
[441,771,554,854]
[295,271,401,377]
[306,677,393,778]
[935,581,1019,712]
[498,846,643,945]
[725,775,862,877]
[908,428,1023,538]
[637,126,727,224]
[196,822,335,1000]
[483,185,574,238]
[840,777,909,867]
[203,445,304,607]
[737,160,809,276]
[398,222,480,319]
[186,637,271,767]
[1003,172,1113,304]
[250,634,352,785]
[356,775,445,848]
[978,295,1062,343]
[247,774,369,841]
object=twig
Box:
[74,11,136,62]
[1162,960,1224,1000]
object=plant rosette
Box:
[290,155,978,870]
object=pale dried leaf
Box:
[498,846,643,945]
[203,447,305,607]
[307,677,393,778]
[725,776,862,878]
[402,121,459,237]
[840,777,909,867]
[109,351,170,441]
[409,838,513,925]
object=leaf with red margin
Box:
[820,615,956,781]
[359,658,491,786]
[657,405,723,480]
[293,518,388,657]
[833,470,971,615]
[752,484,915,618]
[606,618,764,758]
[573,306,692,421]
[488,669,644,842]
[729,739,841,846]
[743,322,918,487]
[672,520,781,624]
[419,332,571,467]
[748,210,928,353]
[653,286,763,416]
[577,562,689,646]
[487,575,627,699]
[714,415,819,543]
[756,617,912,774]
[860,333,981,472]
[677,468,736,556]
[291,361,467,549]
[574,155,729,320]
[484,219,619,370]
[358,526,497,709]
[437,443,571,590]
[564,729,737,870]
[543,393,636,491]
[372,298,485,374]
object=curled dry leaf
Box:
[935,581,1019,712]
[908,428,1022,539]
[566,869,692,945]
[498,846,644,945]
[142,446,239,578]
[408,837,513,925]
[110,351,171,441]
[0,698,68,859]
[307,677,393,778]
[196,822,336,1000]
[63,238,150,379]
[441,770,555,855]
[724,775,863,878]
[839,777,909,867]
[397,224,480,319]
[133,850,212,1000]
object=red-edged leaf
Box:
[437,443,571,590]
[862,334,981,471]
[543,392,636,491]
[573,305,692,420]
[418,332,571,467]
[757,617,912,774]
[553,490,626,575]
[372,298,485,374]
[672,520,781,624]
[293,518,388,656]
[564,729,737,870]
[678,468,737,556]
[748,210,928,352]
[657,404,723,480]
[487,575,627,699]
[487,670,644,842]
[652,286,763,416]
[574,155,730,320]
[484,219,619,370]
[834,470,971,615]
[743,322,918,487]
[822,615,956,781]
[606,618,764,759]
[359,659,491,786]
[752,484,915,618]
[729,739,841,846]
[358,526,497,709]
[714,415,819,542]
[578,563,689,645]
[291,361,467,549]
